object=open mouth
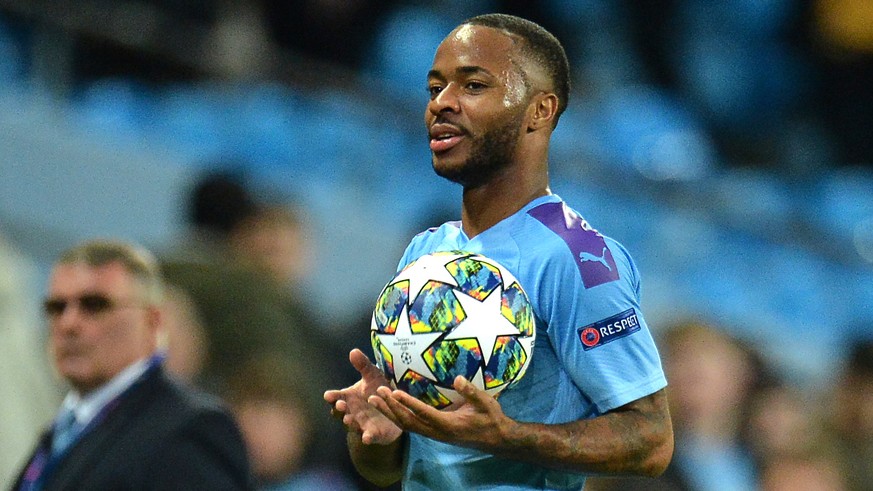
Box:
[429,124,465,153]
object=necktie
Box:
[50,409,82,456]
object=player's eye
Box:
[466,81,487,91]
[427,85,443,99]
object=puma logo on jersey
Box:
[528,201,621,288]
[579,247,612,271]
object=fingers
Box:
[377,391,414,428]
[361,396,403,445]
[453,375,491,410]
[350,348,389,383]
[351,396,404,445]
[323,389,342,404]
[326,391,347,423]
[453,376,477,398]
[342,412,358,429]
[369,389,403,427]
[360,429,378,445]
[349,348,372,372]
[374,386,442,435]
[361,422,401,446]
[392,389,438,418]
[367,393,394,418]
[335,399,349,413]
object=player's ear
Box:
[527,92,558,132]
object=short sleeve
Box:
[545,238,666,413]
[523,202,666,414]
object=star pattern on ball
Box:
[375,303,443,384]
[392,252,462,299]
[445,287,522,366]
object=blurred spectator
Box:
[759,450,848,491]
[224,356,358,490]
[170,169,259,264]
[828,339,873,491]
[159,258,301,393]
[159,170,287,394]
[225,199,367,481]
[228,201,313,294]
[225,200,346,382]
[742,374,850,491]
[743,381,830,462]
[11,239,251,489]
[159,170,359,485]
[660,320,769,491]
[0,234,63,489]
[159,284,207,383]
[587,320,768,491]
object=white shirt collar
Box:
[59,355,154,427]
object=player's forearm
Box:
[347,431,406,487]
[497,390,673,476]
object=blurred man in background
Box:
[12,239,252,490]
[159,171,358,486]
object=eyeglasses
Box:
[43,294,142,317]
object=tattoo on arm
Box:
[499,389,673,476]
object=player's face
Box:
[45,261,158,394]
[426,24,530,187]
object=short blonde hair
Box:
[57,239,164,305]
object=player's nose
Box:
[428,84,461,115]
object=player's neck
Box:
[461,170,550,238]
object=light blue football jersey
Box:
[395,194,667,491]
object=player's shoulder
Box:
[409,220,462,248]
[521,197,631,289]
[414,219,462,238]
[400,220,463,265]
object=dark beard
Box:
[433,111,525,188]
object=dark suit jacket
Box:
[12,364,253,491]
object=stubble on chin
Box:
[432,113,524,188]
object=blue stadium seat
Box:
[593,85,716,180]
[69,78,154,140]
[150,84,229,160]
[709,168,795,232]
[363,6,457,102]
[217,83,306,172]
[815,168,873,241]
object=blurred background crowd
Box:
[0,0,871,490]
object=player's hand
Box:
[324,349,403,445]
[373,375,512,452]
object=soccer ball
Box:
[370,251,535,409]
